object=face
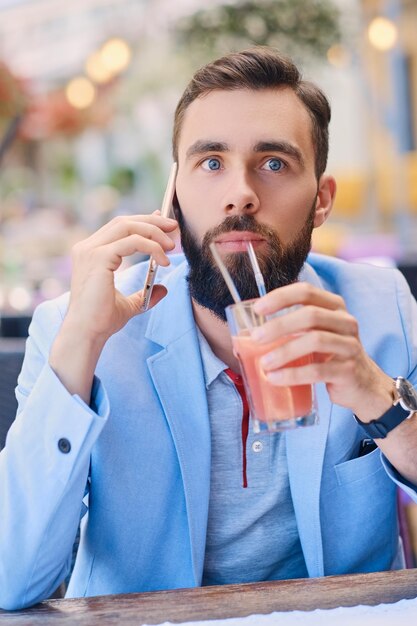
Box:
[174,87,334,320]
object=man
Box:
[1,47,417,611]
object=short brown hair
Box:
[172,47,331,179]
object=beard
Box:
[176,202,316,322]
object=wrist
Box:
[354,378,397,423]
[354,376,417,440]
[59,314,109,354]
[353,376,396,424]
[49,318,107,404]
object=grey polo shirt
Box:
[197,329,308,585]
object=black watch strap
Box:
[354,402,411,439]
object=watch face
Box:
[397,377,417,411]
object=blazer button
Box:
[58,438,71,454]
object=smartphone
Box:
[140,162,178,312]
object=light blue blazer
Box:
[1,253,417,610]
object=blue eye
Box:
[265,158,284,172]
[202,158,221,171]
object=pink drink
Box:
[232,333,312,423]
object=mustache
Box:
[203,215,279,245]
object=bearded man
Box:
[1,47,417,610]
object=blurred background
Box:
[3,0,417,567]
[1,0,417,330]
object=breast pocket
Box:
[335,446,383,487]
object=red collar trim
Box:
[225,368,249,488]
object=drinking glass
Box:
[226,299,318,433]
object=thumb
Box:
[146,284,168,310]
[127,284,168,316]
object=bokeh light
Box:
[8,286,32,311]
[66,77,96,109]
[368,16,398,51]
[327,44,351,68]
[85,51,113,84]
[100,38,131,75]
[39,278,65,300]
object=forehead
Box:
[177,87,315,164]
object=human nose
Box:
[222,169,260,215]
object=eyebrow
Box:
[185,139,305,167]
[253,141,305,167]
[186,141,228,159]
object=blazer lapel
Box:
[286,384,331,577]
[144,262,211,585]
[285,262,332,577]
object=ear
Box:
[313,174,336,228]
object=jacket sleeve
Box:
[382,269,417,500]
[0,299,109,610]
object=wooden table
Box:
[1,569,417,625]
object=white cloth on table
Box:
[144,596,417,626]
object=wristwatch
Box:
[354,376,417,439]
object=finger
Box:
[126,213,177,229]
[98,213,177,233]
[252,306,359,343]
[81,219,178,252]
[265,358,351,387]
[84,215,178,247]
[254,282,346,316]
[259,331,359,371]
[95,218,177,247]
[96,234,172,271]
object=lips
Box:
[214,231,265,243]
[213,231,266,252]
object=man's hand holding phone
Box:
[49,166,178,404]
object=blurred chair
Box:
[0,337,67,597]
[398,264,417,301]
[398,489,417,569]
[0,314,30,449]
[0,338,25,450]
[0,315,31,339]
